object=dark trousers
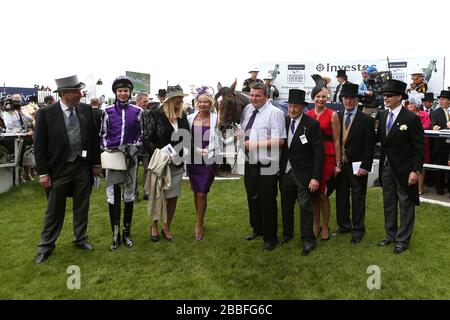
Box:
[38,158,91,254]
[434,144,450,192]
[135,155,150,198]
[280,170,315,244]
[244,162,278,244]
[381,163,415,248]
[335,163,368,236]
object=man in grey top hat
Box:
[34,75,101,264]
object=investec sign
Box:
[259,57,445,100]
[315,63,370,73]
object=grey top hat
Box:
[54,75,86,93]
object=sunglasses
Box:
[383,93,398,98]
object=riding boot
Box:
[109,184,122,251]
[123,201,134,248]
[109,203,121,251]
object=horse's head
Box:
[214,81,250,134]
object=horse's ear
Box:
[230,78,237,92]
[217,82,222,91]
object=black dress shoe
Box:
[244,233,261,241]
[279,236,292,245]
[301,243,315,256]
[75,242,94,251]
[377,239,393,247]
[393,244,408,254]
[351,235,363,244]
[35,252,51,264]
[263,242,276,251]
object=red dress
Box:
[307,107,336,193]
[417,110,431,164]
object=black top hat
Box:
[157,89,167,97]
[339,82,359,97]
[336,70,347,78]
[437,90,450,99]
[287,89,308,105]
[422,92,435,101]
[381,79,408,100]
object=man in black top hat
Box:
[279,89,323,255]
[421,92,435,114]
[376,79,424,254]
[430,90,450,194]
[335,82,375,243]
[34,75,101,264]
[333,70,348,103]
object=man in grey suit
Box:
[34,75,101,264]
[376,80,424,254]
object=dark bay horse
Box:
[214,80,250,134]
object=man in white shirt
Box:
[241,82,286,251]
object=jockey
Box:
[100,75,144,250]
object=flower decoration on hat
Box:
[190,85,215,101]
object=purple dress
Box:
[186,124,215,193]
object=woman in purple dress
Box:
[187,92,219,240]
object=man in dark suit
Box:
[376,80,424,254]
[333,70,348,103]
[430,90,450,195]
[280,89,324,255]
[335,82,375,243]
[34,75,101,264]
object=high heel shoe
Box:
[161,228,174,241]
[314,226,322,238]
[321,227,330,241]
[150,233,159,242]
[194,226,204,241]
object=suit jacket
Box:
[430,107,449,155]
[339,110,375,171]
[333,83,343,103]
[143,108,189,168]
[34,102,101,179]
[280,114,324,186]
[377,107,424,205]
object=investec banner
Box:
[259,57,445,100]
[0,87,38,102]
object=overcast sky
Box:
[2,0,449,98]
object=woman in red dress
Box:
[306,87,341,240]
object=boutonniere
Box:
[399,124,408,131]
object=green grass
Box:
[0,171,449,300]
